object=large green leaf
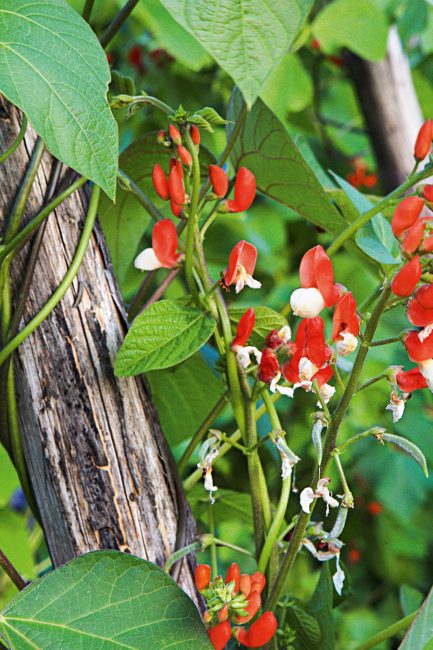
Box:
[227,91,346,234]
[0,551,212,649]
[261,53,313,117]
[400,587,433,649]
[307,564,335,650]
[115,300,216,376]
[158,0,314,107]
[0,0,118,199]
[147,353,225,446]
[312,0,389,62]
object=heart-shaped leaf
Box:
[115,300,216,376]
[0,0,118,198]
[0,551,212,649]
[158,0,314,107]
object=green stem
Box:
[177,393,228,476]
[333,453,354,508]
[369,335,404,347]
[356,373,386,394]
[353,612,416,650]
[184,131,201,303]
[266,284,391,611]
[100,0,141,48]
[165,541,201,573]
[337,427,385,453]
[0,548,26,591]
[118,170,164,223]
[327,163,433,256]
[0,115,28,165]
[208,503,218,578]
[258,476,291,574]
[0,186,100,369]
[0,177,87,264]
[245,397,266,558]
[212,537,255,558]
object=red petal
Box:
[405,329,433,361]
[152,219,180,268]
[407,297,433,326]
[152,164,169,200]
[232,167,256,211]
[209,165,229,198]
[238,240,258,276]
[414,119,433,160]
[422,184,433,202]
[396,367,427,392]
[416,284,433,309]
[259,349,280,383]
[313,365,334,386]
[225,562,240,593]
[208,621,232,650]
[235,612,278,648]
[332,292,360,339]
[297,317,331,367]
[401,220,425,255]
[300,245,337,306]
[168,165,185,205]
[236,591,261,624]
[392,196,424,237]
[391,256,422,297]
[232,308,255,347]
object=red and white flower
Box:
[135,219,181,271]
[404,329,433,391]
[231,308,262,368]
[290,245,339,318]
[224,240,261,293]
[332,291,360,356]
[407,283,433,341]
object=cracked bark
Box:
[0,99,197,601]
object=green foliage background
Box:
[1,0,433,648]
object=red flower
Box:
[283,317,332,384]
[401,219,425,255]
[391,196,424,237]
[396,367,427,392]
[332,292,360,356]
[208,620,231,650]
[194,564,211,591]
[168,163,186,206]
[391,256,422,297]
[169,123,182,145]
[209,165,229,198]
[232,308,255,348]
[127,45,144,73]
[258,349,280,383]
[224,240,261,293]
[235,612,278,648]
[225,562,241,594]
[134,219,180,271]
[226,168,256,212]
[152,164,169,200]
[290,245,339,318]
[190,124,200,145]
[405,329,433,362]
[407,289,433,327]
[177,144,192,167]
[422,184,433,202]
[414,119,433,161]
[236,591,261,624]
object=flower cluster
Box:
[195,563,277,649]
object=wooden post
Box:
[0,100,197,600]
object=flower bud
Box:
[232,308,255,348]
[168,164,186,206]
[194,564,211,591]
[226,167,256,212]
[217,605,229,622]
[234,611,278,648]
[170,199,183,218]
[391,255,422,297]
[265,329,283,349]
[177,144,192,167]
[422,184,433,202]
[239,574,251,597]
[258,349,280,383]
[290,287,326,318]
[190,124,201,145]
[392,196,424,237]
[169,123,182,145]
[208,620,231,650]
[209,165,229,198]
[225,562,240,594]
[401,220,425,255]
[414,119,433,160]
[152,164,169,200]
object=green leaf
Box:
[379,433,429,478]
[285,605,321,650]
[193,107,227,127]
[400,587,433,649]
[147,353,225,446]
[228,306,288,349]
[307,564,335,650]
[0,0,118,199]
[400,585,424,617]
[158,0,314,107]
[0,551,212,649]
[227,91,346,234]
[312,0,389,62]
[115,300,216,376]
[261,53,313,118]
[0,446,19,508]
[189,487,253,528]
[330,172,400,265]
[0,509,35,580]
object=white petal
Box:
[319,383,336,405]
[336,332,358,356]
[316,477,331,495]
[278,325,292,344]
[245,274,262,290]
[419,359,433,391]
[300,487,316,513]
[332,557,345,596]
[299,357,315,382]
[234,346,252,368]
[303,538,318,558]
[134,248,162,271]
[235,277,246,293]
[418,323,433,342]
[290,287,325,318]
[386,396,405,422]
[276,385,295,398]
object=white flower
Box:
[197,435,221,503]
[272,431,300,480]
[300,477,339,515]
[233,345,262,369]
[418,359,433,392]
[300,487,316,514]
[235,265,261,294]
[319,383,336,405]
[386,391,405,422]
[269,373,295,399]
[336,331,358,356]
[135,248,163,271]
[290,287,326,318]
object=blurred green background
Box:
[2,1,433,648]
